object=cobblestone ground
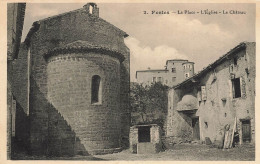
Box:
[12,144,255,161]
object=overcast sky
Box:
[22,3,255,82]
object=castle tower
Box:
[166,59,195,85]
[136,59,195,86]
[182,61,195,79]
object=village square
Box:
[6,2,255,161]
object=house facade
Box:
[166,42,255,145]
[136,59,195,86]
[7,3,26,159]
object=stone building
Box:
[7,3,26,159]
[166,42,255,145]
[12,3,130,156]
[136,59,194,86]
[129,124,162,154]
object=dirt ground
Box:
[92,144,255,161]
[13,143,254,161]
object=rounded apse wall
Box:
[46,52,121,154]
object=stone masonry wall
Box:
[166,88,193,144]
[129,125,161,153]
[12,43,29,115]
[244,42,255,143]
[120,47,130,148]
[28,5,129,155]
[46,52,121,155]
[196,46,255,144]
[166,43,255,145]
[12,43,30,153]
[129,126,138,153]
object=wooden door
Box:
[192,118,200,140]
[242,120,251,143]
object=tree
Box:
[130,82,168,127]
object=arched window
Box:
[91,75,102,104]
[89,5,93,14]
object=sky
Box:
[21,3,256,82]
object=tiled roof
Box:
[136,69,168,72]
[38,5,128,38]
[43,40,125,62]
[182,61,195,65]
[24,21,40,47]
[136,69,168,78]
[172,42,250,89]
[166,59,188,65]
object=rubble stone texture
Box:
[13,3,130,156]
[7,3,26,159]
[129,124,162,154]
[166,42,255,146]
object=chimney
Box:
[83,3,99,17]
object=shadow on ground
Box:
[12,144,254,161]
[94,144,255,161]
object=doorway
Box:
[138,126,151,143]
[192,117,200,140]
[242,120,251,143]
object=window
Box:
[230,65,234,72]
[185,73,189,78]
[89,5,93,14]
[234,57,238,66]
[201,86,207,101]
[165,80,168,84]
[199,101,202,106]
[204,122,208,128]
[184,65,186,69]
[213,69,217,77]
[158,77,162,82]
[232,78,241,98]
[152,77,156,82]
[211,100,214,106]
[197,87,202,101]
[222,99,226,107]
[172,68,176,73]
[91,75,102,104]
[172,77,176,82]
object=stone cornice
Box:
[43,40,125,62]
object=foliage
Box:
[130,82,169,127]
